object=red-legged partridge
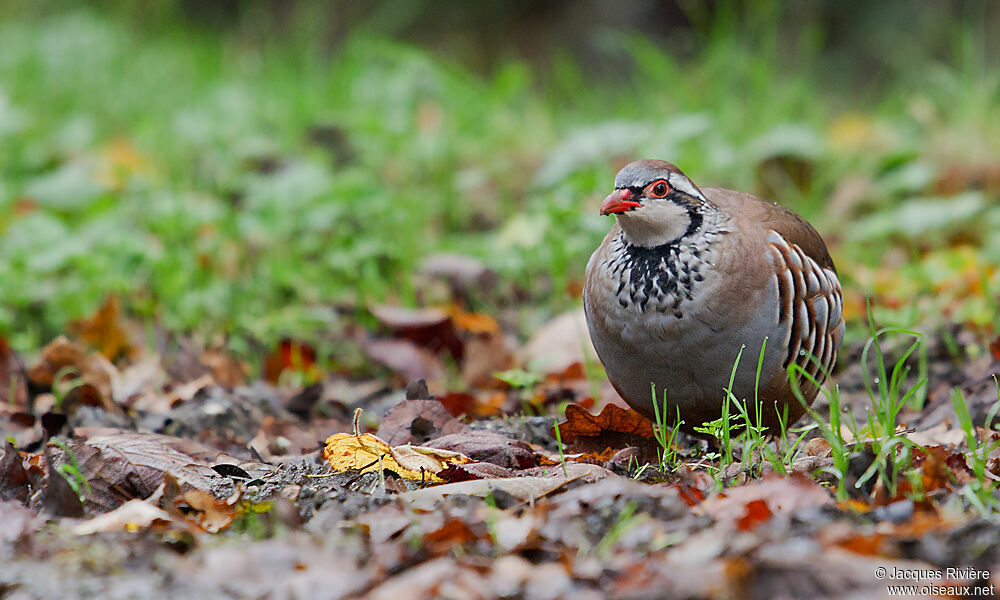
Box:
[584,159,844,433]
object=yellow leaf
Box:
[323,433,469,483]
[96,138,153,189]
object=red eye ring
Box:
[647,180,670,198]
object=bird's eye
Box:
[648,180,669,198]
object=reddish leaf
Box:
[670,482,706,507]
[556,404,655,444]
[264,339,319,383]
[698,474,832,524]
[445,305,500,335]
[422,518,481,555]
[436,391,506,418]
[836,533,886,556]
[735,499,773,531]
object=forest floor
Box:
[2,8,1000,600]
[1,302,999,599]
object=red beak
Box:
[600,188,641,216]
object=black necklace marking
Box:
[605,195,709,316]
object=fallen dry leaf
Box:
[697,474,832,525]
[264,339,319,384]
[68,296,136,361]
[50,432,216,512]
[370,304,463,361]
[735,498,773,531]
[873,445,976,506]
[556,404,655,443]
[400,474,583,509]
[323,432,470,482]
[437,461,515,482]
[0,338,27,413]
[444,304,500,335]
[421,518,483,555]
[171,487,240,533]
[42,445,84,518]
[71,499,173,535]
[376,399,469,446]
[0,442,29,503]
[200,349,248,387]
[555,403,659,462]
[424,431,538,469]
[27,336,117,409]
[437,391,506,418]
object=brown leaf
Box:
[0,442,29,503]
[439,391,506,418]
[875,445,975,506]
[27,336,117,410]
[200,349,248,387]
[556,404,655,443]
[172,487,240,533]
[555,404,659,461]
[72,499,174,535]
[425,431,538,469]
[437,461,515,482]
[42,445,84,518]
[422,518,482,555]
[68,296,135,361]
[376,399,469,446]
[50,432,215,512]
[836,533,887,556]
[806,437,832,457]
[370,304,463,361]
[0,338,27,413]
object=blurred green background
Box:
[1,1,998,366]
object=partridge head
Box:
[584,159,844,434]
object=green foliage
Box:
[0,8,996,359]
[551,417,569,478]
[794,311,927,502]
[950,380,1000,515]
[649,384,683,473]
